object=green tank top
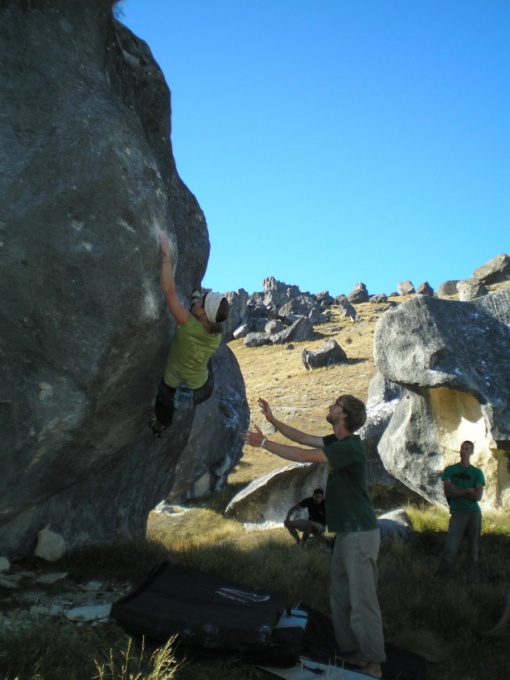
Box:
[164,315,221,389]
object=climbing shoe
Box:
[148,418,166,437]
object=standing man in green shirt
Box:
[436,441,485,582]
[242,394,385,679]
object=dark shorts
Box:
[154,362,215,427]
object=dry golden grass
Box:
[229,280,510,486]
[228,300,388,485]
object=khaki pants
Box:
[330,529,385,663]
[437,510,482,580]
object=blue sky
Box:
[121,0,509,297]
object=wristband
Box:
[260,437,267,448]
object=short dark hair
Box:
[337,395,367,432]
[313,488,324,496]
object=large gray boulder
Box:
[416,282,434,296]
[473,253,510,285]
[0,1,248,555]
[223,289,249,341]
[361,373,408,488]
[262,277,301,309]
[336,295,360,322]
[315,291,335,307]
[168,344,249,502]
[457,278,488,301]
[347,282,369,304]
[226,464,412,542]
[272,317,314,345]
[302,339,347,370]
[397,281,415,295]
[225,463,329,524]
[278,295,317,320]
[437,280,460,298]
[373,289,510,509]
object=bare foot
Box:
[362,661,382,678]
[338,652,367,669]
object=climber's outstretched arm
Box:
[159,231,190,326]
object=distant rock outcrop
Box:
[231,277,331,345]
[457,278,488,301]
[0,1,248,555]
[416,282,434,296]
[397,281,415,295]
[437,280,459,297]
[372,288,510,509]
[347,282,369,304]
[302,339,347,370]
[244,316,315,347]
[472,253,510,285]
[336,296,360,322]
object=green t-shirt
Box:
[322,433,378,534]
[441,463,485,514]
[164,315,221,389]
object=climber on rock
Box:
[148,231,229,436]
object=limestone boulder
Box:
[361,372,408,488]
[302,339,347,371]
[377,509,412,542]
[398,281,415,295]
[34,525,66,562]
[278,295,317,320]
[473,253,510,285]
[308,308,329,324]
[315,291,335,307]
[262,277,300,310]
[244,332,272,348]
[457,278,488,301]
[347,282,369,304]
[223,289,249,341]
[416,282,434,296]
[265,320,285,335]
[336,296,360,322]
[168,344,249,501]
[437,280,459,297]
[272,317,315,345]
[373,289,510,509]
[225,463,329,525]
[0,1,248,555]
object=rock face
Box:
[373,289,510,509]
[0,1,248,555]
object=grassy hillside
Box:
[229,300,380,486]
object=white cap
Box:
[204,292,226,324]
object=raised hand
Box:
[258,398,274,423]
